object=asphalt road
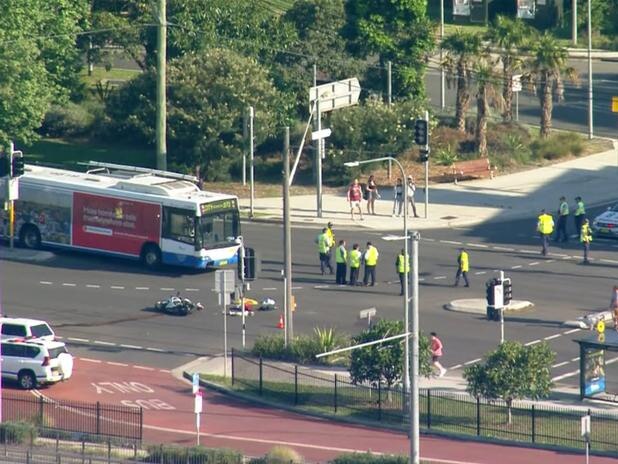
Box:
[1,204,617,391]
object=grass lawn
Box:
[80,66,141,88]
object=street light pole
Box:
[410,231,420,464]
[440,0,445,110]
[587,0,593,140]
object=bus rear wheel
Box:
[19,225,41,249]
[141,244,161,269]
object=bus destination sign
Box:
[200,199,237,215]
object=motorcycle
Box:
[154,295,204,316]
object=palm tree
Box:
[442,30,483,133]
[474,61,503,157]
[525,33,578,138]
[485,16,529,122]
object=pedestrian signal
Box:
[11,155,25,177]
[414,119,428,146]
[238,246,258,281]
[485,279,496,306]
[419,149,430,163]
[503,278,512,305]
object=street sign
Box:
[192,372,199,394]
[214,269,235,293]
[311,128,332,141]
[194,391,203,414]
[581,415,591,437]
[309,77,361,113]
[612,96,618,113]
[512,75,522,93]
[7,178,18,201]
[359,307,376,327]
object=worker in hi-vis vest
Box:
[335,239,347,285]
[396,249,410,296]
[537,209,555,256]
[348,243,362,286]
[362,241,379,287]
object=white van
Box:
[0,317,55,341]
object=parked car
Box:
[592,203,618,238]
[1,338,73,389]
[0,317,55,341]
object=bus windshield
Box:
[197,210,239,249]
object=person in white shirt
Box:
[406,176,420,218]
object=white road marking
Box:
[146,347,165,353]
[552,361,569,368]
[185,288,199,292]
[79,358,102,363]
[110,286,125,290]
[525,339,541,346]
[160,287,175,291]
[133,365,155,371]
[519,249,536,254]
[67,337,89,343]
[135,287,149,290]
[440,240,462,245]
[529,262,539,266]
[40,281,53,285]
[492,247,514,251]
[474,271,486,275]
[434,276,447,280]
[550,253,568,257]
[93,340,115,346]
[600,259,618,264]
[159,369,172,373]
[545,260,555,263]
[262,287,277,291]
[62,283,76,287]
[424,238,436,242]
[291,286,303,290]
[466,243,488,248]
[463,358,481,365]
[511,265,522,269]
[564,329,581,335]
[314,285,330,289]
[552,356,618,382]
[449,364,462,370]
[419,278,425,282]
[120,344,143,350]
[86,284,100,288]
[561,256,572,259]
[107,362,128,367]
[544,334,561,341]
[570,357,580,362]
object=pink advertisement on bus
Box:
[72,192,161,255]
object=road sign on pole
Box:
[512,74,522,92]
[311,128,332,141]
[309,78,361,113]
[192,372,199,394]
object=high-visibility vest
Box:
[580,224,593,243]
[317,233,330,254]
[537,214,554,234]
[397,254,410,274]
[326,228,335,245]
[575,201,586,216]
[458,251,469,272]
[336,246,347,264]
[365,246,378,266]
[349,249,361,269]
[559,201,569,216]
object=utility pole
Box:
[440,0,445,110]
[424,110,429,219]
[283,127,293,343]
[410,232,421,464]
[155,0,167,170]
[242,111,247,186]
[387,61,393,180]
[572,0,578,46]
[249,106,255,217]
[587,0,593,140]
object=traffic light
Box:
[238,246,258,281]
[11,155,25,177]
[414,119,428,146]
[485,279,496,306]
[419,149,430,163]
[0,155,9,177]
[503,278,512,305]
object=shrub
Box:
[433,145,458,166]
[145,444,243,464]
[329,452,407,463]
[0,421,37,445]
[252,334,290,361]
[263,445,304,463]
[531,132,584,161]
[41,103,97,138]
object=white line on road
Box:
[474,271,487,275]
[159,369,171,373]
[466,243,488,248]
[93,340,116,346]
[79,358,102,363]
[570,357,580,362]
[551,357,618,382]
[600,259,618,264]
[110,286,125,290]
[133,365,155,371]
[107,362,129,367]
[62,283,76,287]
[463,358,481,365]
[564,329,581,335]
[525,339,541,346]
[550,253,568,257]
[419,278,425,282]
[492,247,514,251]
[160,287,175,291]
[291,286,303,290]
[146,347,165,352]
[120,344,143,350]
[262,287,277,291]
[424,238,436,242]
[552,361,570,368]
[135,287,149,290]
[561,256,572,259]
[519,249,537,254]
[545,260,555,263]
[67,337,90,343]
[40,281,53,285]
[440,240,462,245]
[86,284,100,288]
[544,334,561,341]
[314,285,330,289]
[529,262,539,266]
[449,364,462,370]
[434,276,447,280]
[185,288,199,292]
[511,265,522,269]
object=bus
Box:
[0,162,241,269]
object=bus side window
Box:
[162,207,195,245]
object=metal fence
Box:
[2,391,143,441]
[231,350,618,455]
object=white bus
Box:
[0,162,241,269]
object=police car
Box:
[592,203,618,238]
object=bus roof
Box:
[21,164,238,210]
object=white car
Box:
[0,317,55,341]
[592,204,618,238]
[1,338,73,389]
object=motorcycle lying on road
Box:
[154,294,204,316]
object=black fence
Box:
[2,391,143,441]
[231,350,618,455]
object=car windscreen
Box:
[47,346,68,359]
[31,324,53,338]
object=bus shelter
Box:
[575,331,618,402]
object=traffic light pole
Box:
[8,143,15,249]
[423,110,429,220]
[499,270,505,344]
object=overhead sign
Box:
[309,78,361,113]
[512,75,522,93]
[311,128,332,141]
[612,96,618,113]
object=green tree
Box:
[464,341,555,424]
[524,33,578,138]
[474,61,503,157]
[485,16,529,122]
[106,48,285,180]
[344,0,435,99]
[442,30,483,133]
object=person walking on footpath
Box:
[363,241,379,286]
[537,209,554,256]
[430,332,447,378]
[347,179,364,221]
[335,239,347,285]
[453,248,470,287]
[366,174,378,216]
[580,218,593,264]
[574,196,586,237]
[555,196,569,242]
[406,176,420,218]
[392,178,404,217]
[348,243,362,286]
[396,248,410,296]
[316,227,333,275]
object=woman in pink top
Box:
[347,179,364,221]
[430,332,447,377]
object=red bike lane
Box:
[25,357,617,464]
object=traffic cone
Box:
[277,314,285,329]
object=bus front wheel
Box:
[141,244,161,268]
[19,225,41,249]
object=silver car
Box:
[592,203,618,238]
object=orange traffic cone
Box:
[277,314,285,329]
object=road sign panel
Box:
[309,78,361,113]
[194,391,203,414]
[311,128,332,141]
[214,269,235,294]
[512,74,522,93]
[192,373,199,394]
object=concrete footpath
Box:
[239,142,618,231]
